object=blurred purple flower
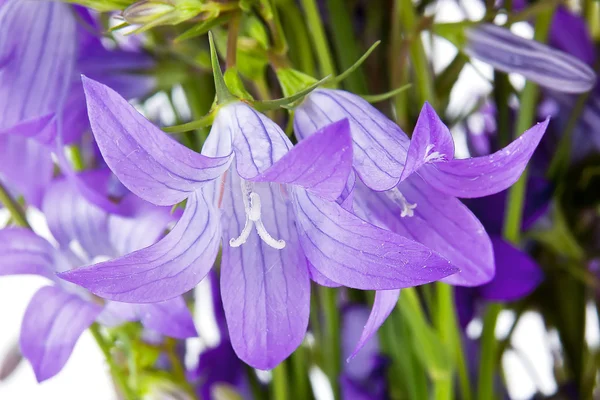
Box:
[0,174,196,382]
[0,0,153,208]
[60,77,457,369]
[295,89,548,354]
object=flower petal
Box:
[308,262,341,287]
[20,286,101,382]
[252,119,352,200]
[479,237,543,301]
[0,1,76,138]
[221,102,292,179]
[221,172,310,369]
[295,89,410,191]
[0,228,56,278]
[400,102,454,181]
[82,76,231,206]
[135,297,198,339]
[353,175,494,286]
[465,24,596,93]
[418,118,549,198]
[349,290,400,360]
[59,188,221,303]
[293,189,458,290]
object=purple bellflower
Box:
[0,174,196,382]
[0,0,153,209]
[465,23,596,94]
[60,77,458,370]
[294,89,549,354]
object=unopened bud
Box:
[123,1,175,25]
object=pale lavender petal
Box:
[309,262,341,287]
[465,24,596,93]
[338,171,356,212]
[42,176,114,260]
[20,286,101,382]
[0,135,53,207]
[0,228,56,278]
[82,76,231,206]
[0,1,76,139]
[293,189,458,290]
[295,89,410,191]
[220,102,292,179]
[252,119,353,200]
[136,297,198,339]
[418,118,550,198]
[59,188,221,303]
[348,290,399,360]
[400,102,454,181]
[97,301,138,326]
[353,176,494,286]
[221,171,310,369]
[479,237,543,301]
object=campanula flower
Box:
[294,89,549,353]
[465,23,596,94]
[0,174,196,382]
[0,0,153,208]
[61,77,457,369]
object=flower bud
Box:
[123,0,175,25]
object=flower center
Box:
[424,144,446,163]
[386,188,417,218]
[229,180,286,249]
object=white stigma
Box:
[424,144,446,163]
[229,180,286,249]
[387,188,417,218]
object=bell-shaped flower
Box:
[0,0,154,209]
[60,77,458,370]
[0,174,196,382]
[295,89,549,355]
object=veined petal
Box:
[42,175,114,260]
[418,118,549,198]
[82,76,232,206]
[295,89,410,191]
[354,176,494,286]
[59,188,221,303]
[0,135,53,207]
[0,228,56,278]
[20,286,101,382]
[293,189,458,290]
[465,24,596,93]
[221,171,310,370]
[221,102,292,179]
[309,262,341,287]
[0,1,76,138]
[479,237,543,301]
[135,297,198,339]
[400,102,454,181]
[349,290,400,360]
[252,119,353,200]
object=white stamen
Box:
[424,144,446,163]
[387,188,417,218]
[229,180,286,249]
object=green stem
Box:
[493,71,512,148]
[271,360,289,400]
[276,0,315,75]
[319,286,341,399]
[0,181,30,228]
[477,303,502,400]
[390,0,409,127]
[299,0,336,77]
[290,346,310,400]
[89,324,136,400]
[325,0,368,93]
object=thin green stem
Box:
[299,0,336,77]
[290,346,310,400]
[477,303,502,400]
[89,324,136,400]
[319,286,341,399]
[0,181,30,228]
[271,360,289,400]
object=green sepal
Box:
[163,112,216,134]
[275,68,319,99]
[63,0,134,11]
[254,74,330,111]
[329,40,381,86]
[208,31,235,105]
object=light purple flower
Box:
[465,23,596,93]
[0,175,196,382]
[294,89,549,354]
[60,77,457,369]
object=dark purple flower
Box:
[294,90,548,353]
[60,77,457,369]
[0,175,196,382]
